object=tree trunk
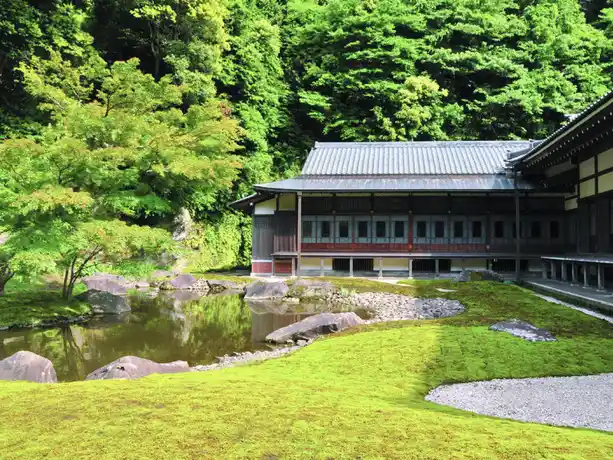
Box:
[62,267,70,299]
[0,268,12,296]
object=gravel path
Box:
[426,373,613,432]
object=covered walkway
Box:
[541,255,613,291]
[524,278,613,314]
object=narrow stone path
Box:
[533,293,613,325]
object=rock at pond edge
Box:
[266,312,364,343]
[77,290,131,315]
[0,351,57,383]
[86,356,190,380]
[244,281,289,300]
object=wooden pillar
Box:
[408,259,413,279]
[435,259,440,277]
[514,174,521,282]
[296,192,302,279]
[542,261,548,280]
[291,258,296,278]
[272,258,275,277]
[583,263,589,288]
[485,193,491,250]
[598,264,605,291]
[550,261,556,281]
[349,257,354,278]
[378,257,383,279]
[561,262,567,282]
[571,263,578,284]
[320,258,324,277]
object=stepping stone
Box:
[490,319,556,342]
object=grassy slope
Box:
[2,280,613,459]
[0,279,91,329]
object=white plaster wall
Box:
[579,158,595,179]
[451,259,487,271]
[254,199,276,215]
[599,171,613,194]
[378,258,409,271]
[598,148,613,172]
[300,257,333,270]
[580,178,595,198]
[279,193,296,211]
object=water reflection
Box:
[0,293,316,382]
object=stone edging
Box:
[193,292,466,373]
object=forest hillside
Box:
[1,0,612,277]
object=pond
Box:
[0,292,323,382]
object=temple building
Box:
[509,90,613,291]
[234,90,613,290]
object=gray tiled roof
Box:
[302,141,532,176]
[255,175,537,192]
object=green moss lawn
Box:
[0,279,91,329]
[2,280,613,459]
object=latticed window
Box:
[357,221,369,238]
[320,221,331,238]
[302,221,313,238]
[453,221,464,238]
[416,221,427,238]
[494,221,504,238]
[472,221,482,238]
[394,221,405,238]
[434,221,445,238]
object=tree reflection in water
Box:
[0,293,323,381]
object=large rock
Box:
[244,281,289,301]
[490,319,557,342]
[287,279,337,298]
[86,356,190,380]
[81,274,130,295]
[455,269,504,283]
[151,270,174,280]
[207,279,240,293]
[266,312,364,343]
[77,290,131,315]
[0,351,57,383]
[172,207,193,242]
[159,274,209,291]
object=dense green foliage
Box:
[1,0,613,275]
[2,281,613,458]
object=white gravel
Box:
[426,373,613,432]
[191,341,310,372]
[336,292,465,322]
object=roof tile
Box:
[303,141,532,176]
